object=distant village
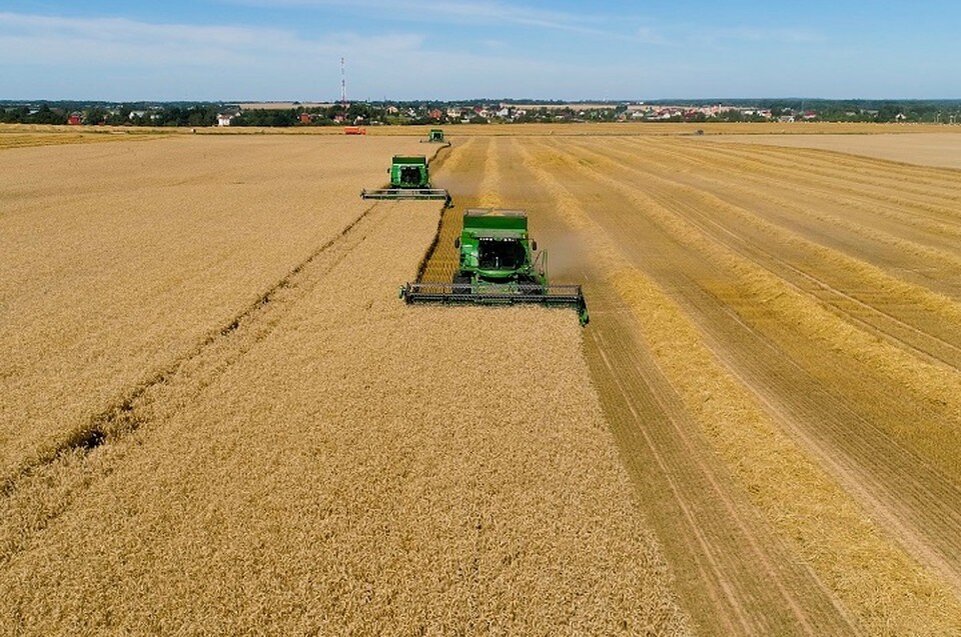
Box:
[2,100,959,127]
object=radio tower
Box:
[340,57,348,109]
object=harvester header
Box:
[400,208,589,325]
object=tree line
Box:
[2,100,960,126]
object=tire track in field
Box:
[697,139,961,204]
[609,136,961,252]
[505,139,860,635]
[632,137,961,246]
[566,140,961,406]
[710,139,961,194]
[670,139,961,230]
[533,138,961,617]
[555,138,961,473]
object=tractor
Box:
[400,208,588,325]
[361,155,451,205]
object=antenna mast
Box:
[340,57,347,109]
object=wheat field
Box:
[4,125,961,635]
[0,134,431,484]
[0,132,689,635]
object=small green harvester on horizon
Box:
[400,208,589,325]
[361,155,451,206]
[422,128,449,145]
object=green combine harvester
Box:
[422,128,449,145]
[361,155,451,206]
[400,208,589,325]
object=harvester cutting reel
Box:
[400,281,589,326]
[361,188,452,207]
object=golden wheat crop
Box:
[0,134,427,483]
[7,125,961,636]
[0,199,690,635]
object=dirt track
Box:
[430,135,961,635]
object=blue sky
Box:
[1,1,959,100]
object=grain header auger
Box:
[361,155,451,207]
[400,208,589,326]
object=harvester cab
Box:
[400,208,589,325]
[361,155,451,206]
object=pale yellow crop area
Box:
[0,134,426,481]
[7,125,961,636]
[705,131,961,168]
[0,135,689,634]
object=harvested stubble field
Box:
[0,133,689,634]
[426,134,961,635]
[706,131,961,169]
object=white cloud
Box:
[225,0,611,35]
[696,26,824,45]
[0,12,437,99]
[0,11,603,100]
[0,12,424,65]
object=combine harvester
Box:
[421,128,450,146]
[361,155,451,206]
[401,208,589,325]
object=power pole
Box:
[340,57,348,110]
